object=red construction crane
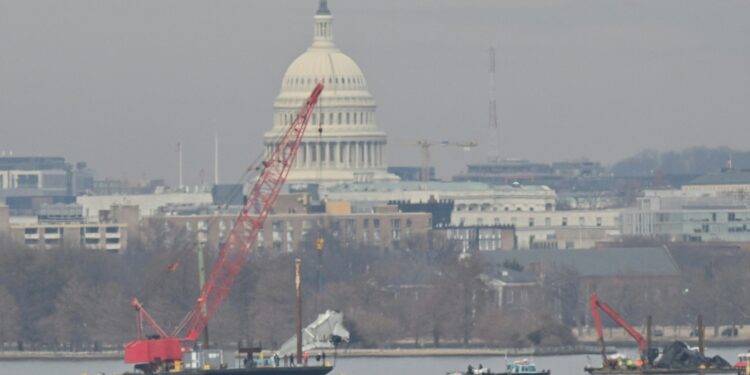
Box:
[124,83,325,373]
[590,292,650,366]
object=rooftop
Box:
[686,169,750,186]
[0,156,67,171]
[480,247,681,277]
[324,181,552,194]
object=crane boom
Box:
[590,292,648,365]
[124,83,325,369]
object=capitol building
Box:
[264,0,399,184]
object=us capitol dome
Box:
[264,0,399,184]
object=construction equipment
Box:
[590,292,655,366]
[124,83,324,373]
[399,139,477,182]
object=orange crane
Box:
[123,84,324,373]
[399,139,477,182]
[590,292,655,366]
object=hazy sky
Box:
[1,0,749,185]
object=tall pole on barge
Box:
[698,314,705,357]
[646,315,652,364]
[295,258,303,364]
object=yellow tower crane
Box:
[398,139,478,182]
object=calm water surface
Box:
[0,348,742,375]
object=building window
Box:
[729,212,737,222]
[24,228,38,235]
[579,217,585,226]
[596,217,603,227]
[286,223,293,246]
[106,226,119,234]
[301,220,311,238]
[391,219,401,240]
[44,227,60,234]
[17,174,39,188]
[272,221,283,244]
[529,218,535,227]
[373,219,381,242]
[106,238,120,244]
[562,217,568,226]
[338,113,342,124]
[329,113,333,124]
[85,238,99,245]
[345,219,356,237]
[545,217,551,227]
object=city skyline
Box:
[1,0,748,185]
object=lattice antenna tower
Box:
[487,46,500,163]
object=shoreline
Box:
[1,342,748,361]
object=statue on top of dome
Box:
[317,0,331,16]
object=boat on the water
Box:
[584,368,739,375]
[124,347,335,375]
[126,366,333,375]
[449,359,551,375]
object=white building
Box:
[264,0,398,184]
[322,181,557,214]
[621,188,750,242]
[454,205,621,250]
[681,169,750,197]
[320,180,620,249]
[77,192,213,221]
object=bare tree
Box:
[0,286,20,351]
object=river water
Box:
[0,348,743,375]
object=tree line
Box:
[1,225,749,352]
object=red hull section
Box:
[124,338,183,364]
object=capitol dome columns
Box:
[287,140,385,169]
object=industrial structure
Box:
[124,84,324,373]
